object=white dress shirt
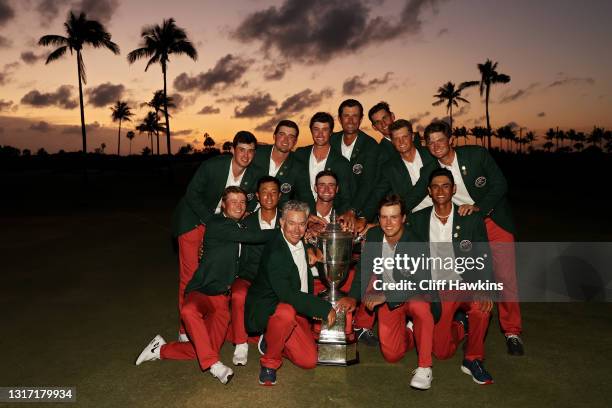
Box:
[283,234,309,293]
[215,163,246,214]
[439,154,475,206]
[258,210,277,230]
[402,149,433,212]
[340,135,357,161]
[429,205,461,282]
[381,235,397,285]
[268,147,284,177]
[309,147,329,199]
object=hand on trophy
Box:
[327,307,337,328]
[337,210,357,232]
[306,247,323,266]
[336,296,357,313]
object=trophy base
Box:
[317,341,359,366]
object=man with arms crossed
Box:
[137,187,275,384]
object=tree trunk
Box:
[77,51,87,154]
[485,85,491,149]
[449,104,453,138]
[156,131,160,155]
[162,63,171,155]
[129,140,132,155]
[150,133,153,152]
[117,119,122,156]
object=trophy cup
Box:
[316,211,359,365]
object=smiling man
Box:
[137,186,276,384]
[172,131,264,342]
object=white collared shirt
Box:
[268,147,284,177]
[258,210,277,230]
[381,235,397,285]
[340,135,357,161]
[215,163,246,214]
[316,209,332,223]
[439,154,475,206]
[429,205,461,282]
[402,149,433,212]
[309,147,329,199]
[283,234,308,293]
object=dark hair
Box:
[368,101,391,123]
[222,186,247,201]
[424,121,451,142]
[389,119,413,136]
[309,112,334,132]
[338,99,364,118]
[378,193,406,216]
[315,169,338,185]
[257,175,281,191]
[428,168,454,186]
[274,120,299,138]
[232,130,257,148]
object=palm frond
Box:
[127,47,154,64]
[45,46,68,64]
[39,35,69,47]
[432,99,445,106]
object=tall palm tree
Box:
[525,131,536,152]
[470,126,487,147]
[143,90,176,154]
[126,130,135,155]
[39,12,120,154]
[127,18,197,155]
[477,59,511,149]
[432,81,478,131]
[110,101,134,155]
[136,111,165,154]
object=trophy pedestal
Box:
[317,296,359,366]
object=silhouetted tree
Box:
[222,141,232,153]
[452,126,469,145]
[126,130,135,155]
[39,12,119,154]
[128,18,197,155]
[141,146,152,156]
[37,147,48,156]
[470,126,487,146]
[432,81,478,131]
[143,90,176,154]
[177,144,194,155]
[543,141,554,152]
[136,111,165,154]
[477,59,510,149]
[110,101,134,155]
[203,134,216,151]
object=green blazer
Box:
[330,130,380,212]
[362,147,435,221]
[406,205,493,284]
[237,209,280,282]
[172,155,264,236]
[185,214,276,296]
[293,145,354,214]
[245,232,332,334]
[406,146,515,234]
[251,145,308,207]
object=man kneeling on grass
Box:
[244,200,356,386]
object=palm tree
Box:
[39,12,119,154]
[222,141,232,153]
[452,126,469,145]
[203,134,216,152]
[126,130,135,155]
[470,126,488,147]
[543,141,554,152]
[110,101,134,155]
[432,81,478,130]
[477,59,511,149]
[143,90,176,154]
[588,127,604,148]
[136,111,165,153]
[525,131,536,152]
[127,18,197,155]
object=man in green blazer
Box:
[136,186,276,384]
[172,131,265,341]
[406,121,524,356]
[346,194,437,390]
[251,120,308,207]
[406,168,495,385]
[293,112,356,226]
[245,200,347,386]
[368,101,399,165]
[230,176,282,366]
[362,119,435,221]
[330,99,380,213]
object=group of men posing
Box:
[135,99,524,390]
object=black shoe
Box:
[259,366,277,386]
[355,328,379,346]
[505,335,524,356]
[257,334,267,355]
[454,310,468,335]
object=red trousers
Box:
[161,291,230,370]
[377,301,434,367]
[177,225,206,335]
[226,278,252,345]
[485,218,522,335]
[313,267,376,331]
[261,303,318,370]
[433,293,490,361]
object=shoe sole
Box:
[460,366,494,385]
[233,360,247,366]
[410,382,431,390]
[135,336,164,366]
[223,374,234,385]
[258,380,277,386]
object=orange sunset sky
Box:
[0,0,611,154]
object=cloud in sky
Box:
[20,51,47,65]
[174,54,252,93]
[33,0,119,26]
[198,105,220,115]
[499,82,540,104]
[0,61,19,85]
[263,62,290,81]
[62,121,100,134]
[29,120,52,132]
[342,72,393,95]
[234,92,277,118]
[409,111,430,123]
[0,0,15,27]
[232,0,445,63]
[547,76,595,88]
[0,99,13,112]
[86,82,125,108]
[0,35,11,48]
[537,112,546,117]
[21,85,78,109]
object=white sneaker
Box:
[232,343,249,366]
[406,320,414,332]
[135,335,166,366]
[410,367,433,390]
[178,332,189,342]
[210,361,234,384]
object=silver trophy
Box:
[316,211,359,365]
